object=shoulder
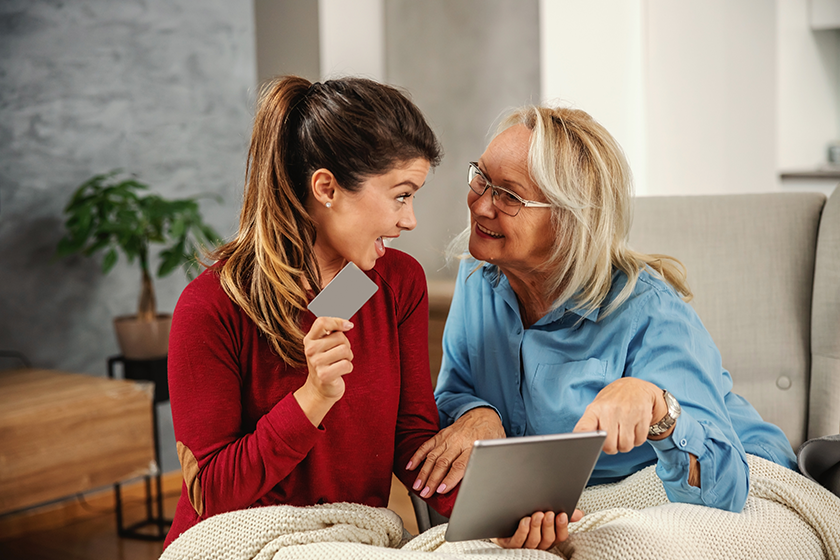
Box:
[368,248,427,303]
[454,257,490,287]
[603,268,690,321]
[606,269,704,336]
[174,263,238,320]
[179,264,225,301]
[610,268,679,303]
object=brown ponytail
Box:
[213,76,441,366]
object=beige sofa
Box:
[415,187,840,531]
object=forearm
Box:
[175,393,322,517]
[648,411,749,511]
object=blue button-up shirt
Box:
[435,259,796,512]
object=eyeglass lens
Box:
[468,164,522,216]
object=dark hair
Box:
[213,75,441,366]
[286,77,442,199]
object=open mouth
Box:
[476,222,504,239]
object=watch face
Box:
[649,391,680,437]
[664,391,681,416]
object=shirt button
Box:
[680,438,688,447]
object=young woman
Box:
[165,76,455,547]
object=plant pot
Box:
[113,314,172,360]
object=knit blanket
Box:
[160,455,840,560]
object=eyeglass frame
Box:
[467,162,552,217]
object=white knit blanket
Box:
[161,455,840,560]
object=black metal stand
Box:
[108,355,173,541]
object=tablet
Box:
[444,430,607,542]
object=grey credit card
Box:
[306,262,379,320]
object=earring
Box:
[325,202,332,208]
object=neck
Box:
[501,266,553,329]
[311,239,346,289]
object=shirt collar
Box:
[481,263,602,326]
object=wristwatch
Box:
[648,390,681,438]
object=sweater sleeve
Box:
[386,258,458,517]
[168,271,323,519]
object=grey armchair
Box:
[412,187,840,533]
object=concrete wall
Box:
[384,0,542,279]
[0,0,256,470]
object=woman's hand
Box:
[493,509,584,550]
[406,407,505,497]
[293,317,355,427]
[573,377,669,453]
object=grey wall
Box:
[0,0,256,471]
[384,0,541,279]
[254,0,320,86]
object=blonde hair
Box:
[454,105,691,318]
[213,76,441,366]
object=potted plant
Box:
[57,170,222,360]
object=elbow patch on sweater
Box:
[177,441,204,517]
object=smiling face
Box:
[310,158,430,276]
[468,125,556,281]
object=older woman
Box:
[408,105,797,549]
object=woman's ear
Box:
[310,168,337,208]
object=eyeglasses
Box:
[467,162,552,217]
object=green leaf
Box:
[200,224,222,245]
[56,235,86,257]
[169,217,186,238]
[102,248,118,274]
[57,169,222,281]
[157,240,185,277]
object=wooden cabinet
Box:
[0,369,155,515]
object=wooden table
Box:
[0,368,155,515]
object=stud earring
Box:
[325,202,332,208]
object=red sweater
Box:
[165,250,455,547]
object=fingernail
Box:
[406,461,413,470]
[413,479,422,490]
[420,486,430,497]
[436,483,446,493]
[560,512,568,524]
[344,321,354,329]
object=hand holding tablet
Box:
[444,431,606,542]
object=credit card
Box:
[306,262,379,320]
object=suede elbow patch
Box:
[177,441,205,517]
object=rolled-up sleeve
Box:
[626,289,750,512]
